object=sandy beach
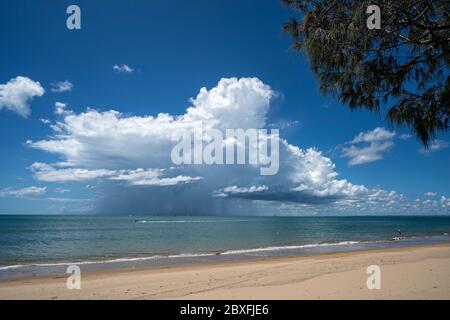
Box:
[0,243,449,300]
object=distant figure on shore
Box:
[398,229,402,236]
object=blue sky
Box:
[0,0,449,215]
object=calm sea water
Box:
[0,215,449,279]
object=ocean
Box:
[0,215,449,279]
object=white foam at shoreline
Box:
[0,253,224,271]
[1,235,449,272]
[0,255,163,270]
[0,240,362,271]
[221,241,360,255]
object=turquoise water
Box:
[0,215,449,278]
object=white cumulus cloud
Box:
[54,102,71,115]
[342,127,396,166]
[50,80,73,93]
[0,76,45,117]
[0,186,47,198]
[25,77,445,215]
[113,64,134,73]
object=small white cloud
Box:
[50,80,73,93]
[420,140,449,154]
[0,186,47,198]
[46,197,90,203]
[0,76,45,117]
[110,168,202,186]
[30,163,116,182]
[341,127,396,166]
[350,127,396,144]
[268,119,300,130]
[54,102,71,115]
[342,141,394,166]
[399,133,412,140]
[55,187,70,194]
[214,185,269,197]
[424,192,437,197]
[113,64,134,73]
[39,118,51,124]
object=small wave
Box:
[0,241,362,271]
[0,252,222,271]
[0,264,27,271]
[221,241,360,255]
[135,219,251,224]
[168,253,216,258]
[3,236,448,272]
[0,255,165,271]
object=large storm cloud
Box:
[26,77,436,215]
